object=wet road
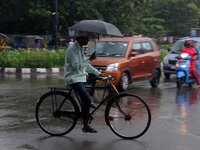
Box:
[0,73,200,150]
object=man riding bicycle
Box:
[64,31,105,133]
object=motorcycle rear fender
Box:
[177,71,185,78]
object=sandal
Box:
[90,102,97,109]
[82,126,97,133]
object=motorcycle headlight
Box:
[176,63,188,68]
[106,63,120,72]
[180,64,188,68]
[180,53,189,59]
[163,57,168,64]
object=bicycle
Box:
[35,75,151,139]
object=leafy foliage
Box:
[0,0,200,37]
[0,49,66,68]
[151,0,200,36]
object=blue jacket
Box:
[194,47,200,59]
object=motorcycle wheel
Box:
[177,78,183,89]
[189,83,193,88]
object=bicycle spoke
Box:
[36,91,78,136]
[105,93,151,139]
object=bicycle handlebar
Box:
[98,74,112,80]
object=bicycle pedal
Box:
[108,116,114,121]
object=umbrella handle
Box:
[94,35,99,52]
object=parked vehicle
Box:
[14,35,46,49]
[163,37,200,78]
[176,52,196,89]
[86,37,161,91]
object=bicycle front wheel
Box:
[105,93,151,139]
[36,91,79,136]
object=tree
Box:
[0,0,52,34]
[151,0,200,37]
[53,0,148,36]
[1,0,199,38]
[0,0,148,36]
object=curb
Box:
[0,67,64,74]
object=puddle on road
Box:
[0,73,65,130]
[1,73,200,135]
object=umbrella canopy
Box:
[70,20,123,37]
[0,33,10,41]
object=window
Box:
[131,43,143,54]
[87,41,128,57]
[142,42,153,53]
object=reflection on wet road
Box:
[1,73,200,150]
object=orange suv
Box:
[86,37,161,91]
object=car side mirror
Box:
[130,52,138,56]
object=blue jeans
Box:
[69,74,98,126]
[69,82,91,126]
[86,74,97,97]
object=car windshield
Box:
[86,41,128,57]
[170,41,200,54]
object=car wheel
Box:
[164,73,170,78]
[150,70,160,87]
[118,72,129,91]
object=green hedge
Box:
[158,44,170,61]
[0,49,66,68]
[160,49,169,61]
[0,48,169,68]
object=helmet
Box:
[190,40,197,43]
[184,40,192,47]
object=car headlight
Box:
[163,57,168,64]
[106,63,120,72]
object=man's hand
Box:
[99,73,108,77]
[89,51,97,61]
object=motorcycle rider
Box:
[180,40,200,88]
[190,40,200,75]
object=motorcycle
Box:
[176,52,197,89]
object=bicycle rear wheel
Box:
[105,93,151,139]
[36,91,79,136]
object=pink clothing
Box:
[180,47,200,85]
[180,47,197,69]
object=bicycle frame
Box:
[49,76,126,119]
[88,78,126,116]
[36,75,151,139]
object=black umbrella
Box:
[0,33,10,41]
[70,20,123,37]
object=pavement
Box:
[0,67,64,74]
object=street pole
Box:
[55,0,58,49]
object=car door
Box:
[141,41,157,77]
[129,42,147,82]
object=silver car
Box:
[163,37,200,78]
